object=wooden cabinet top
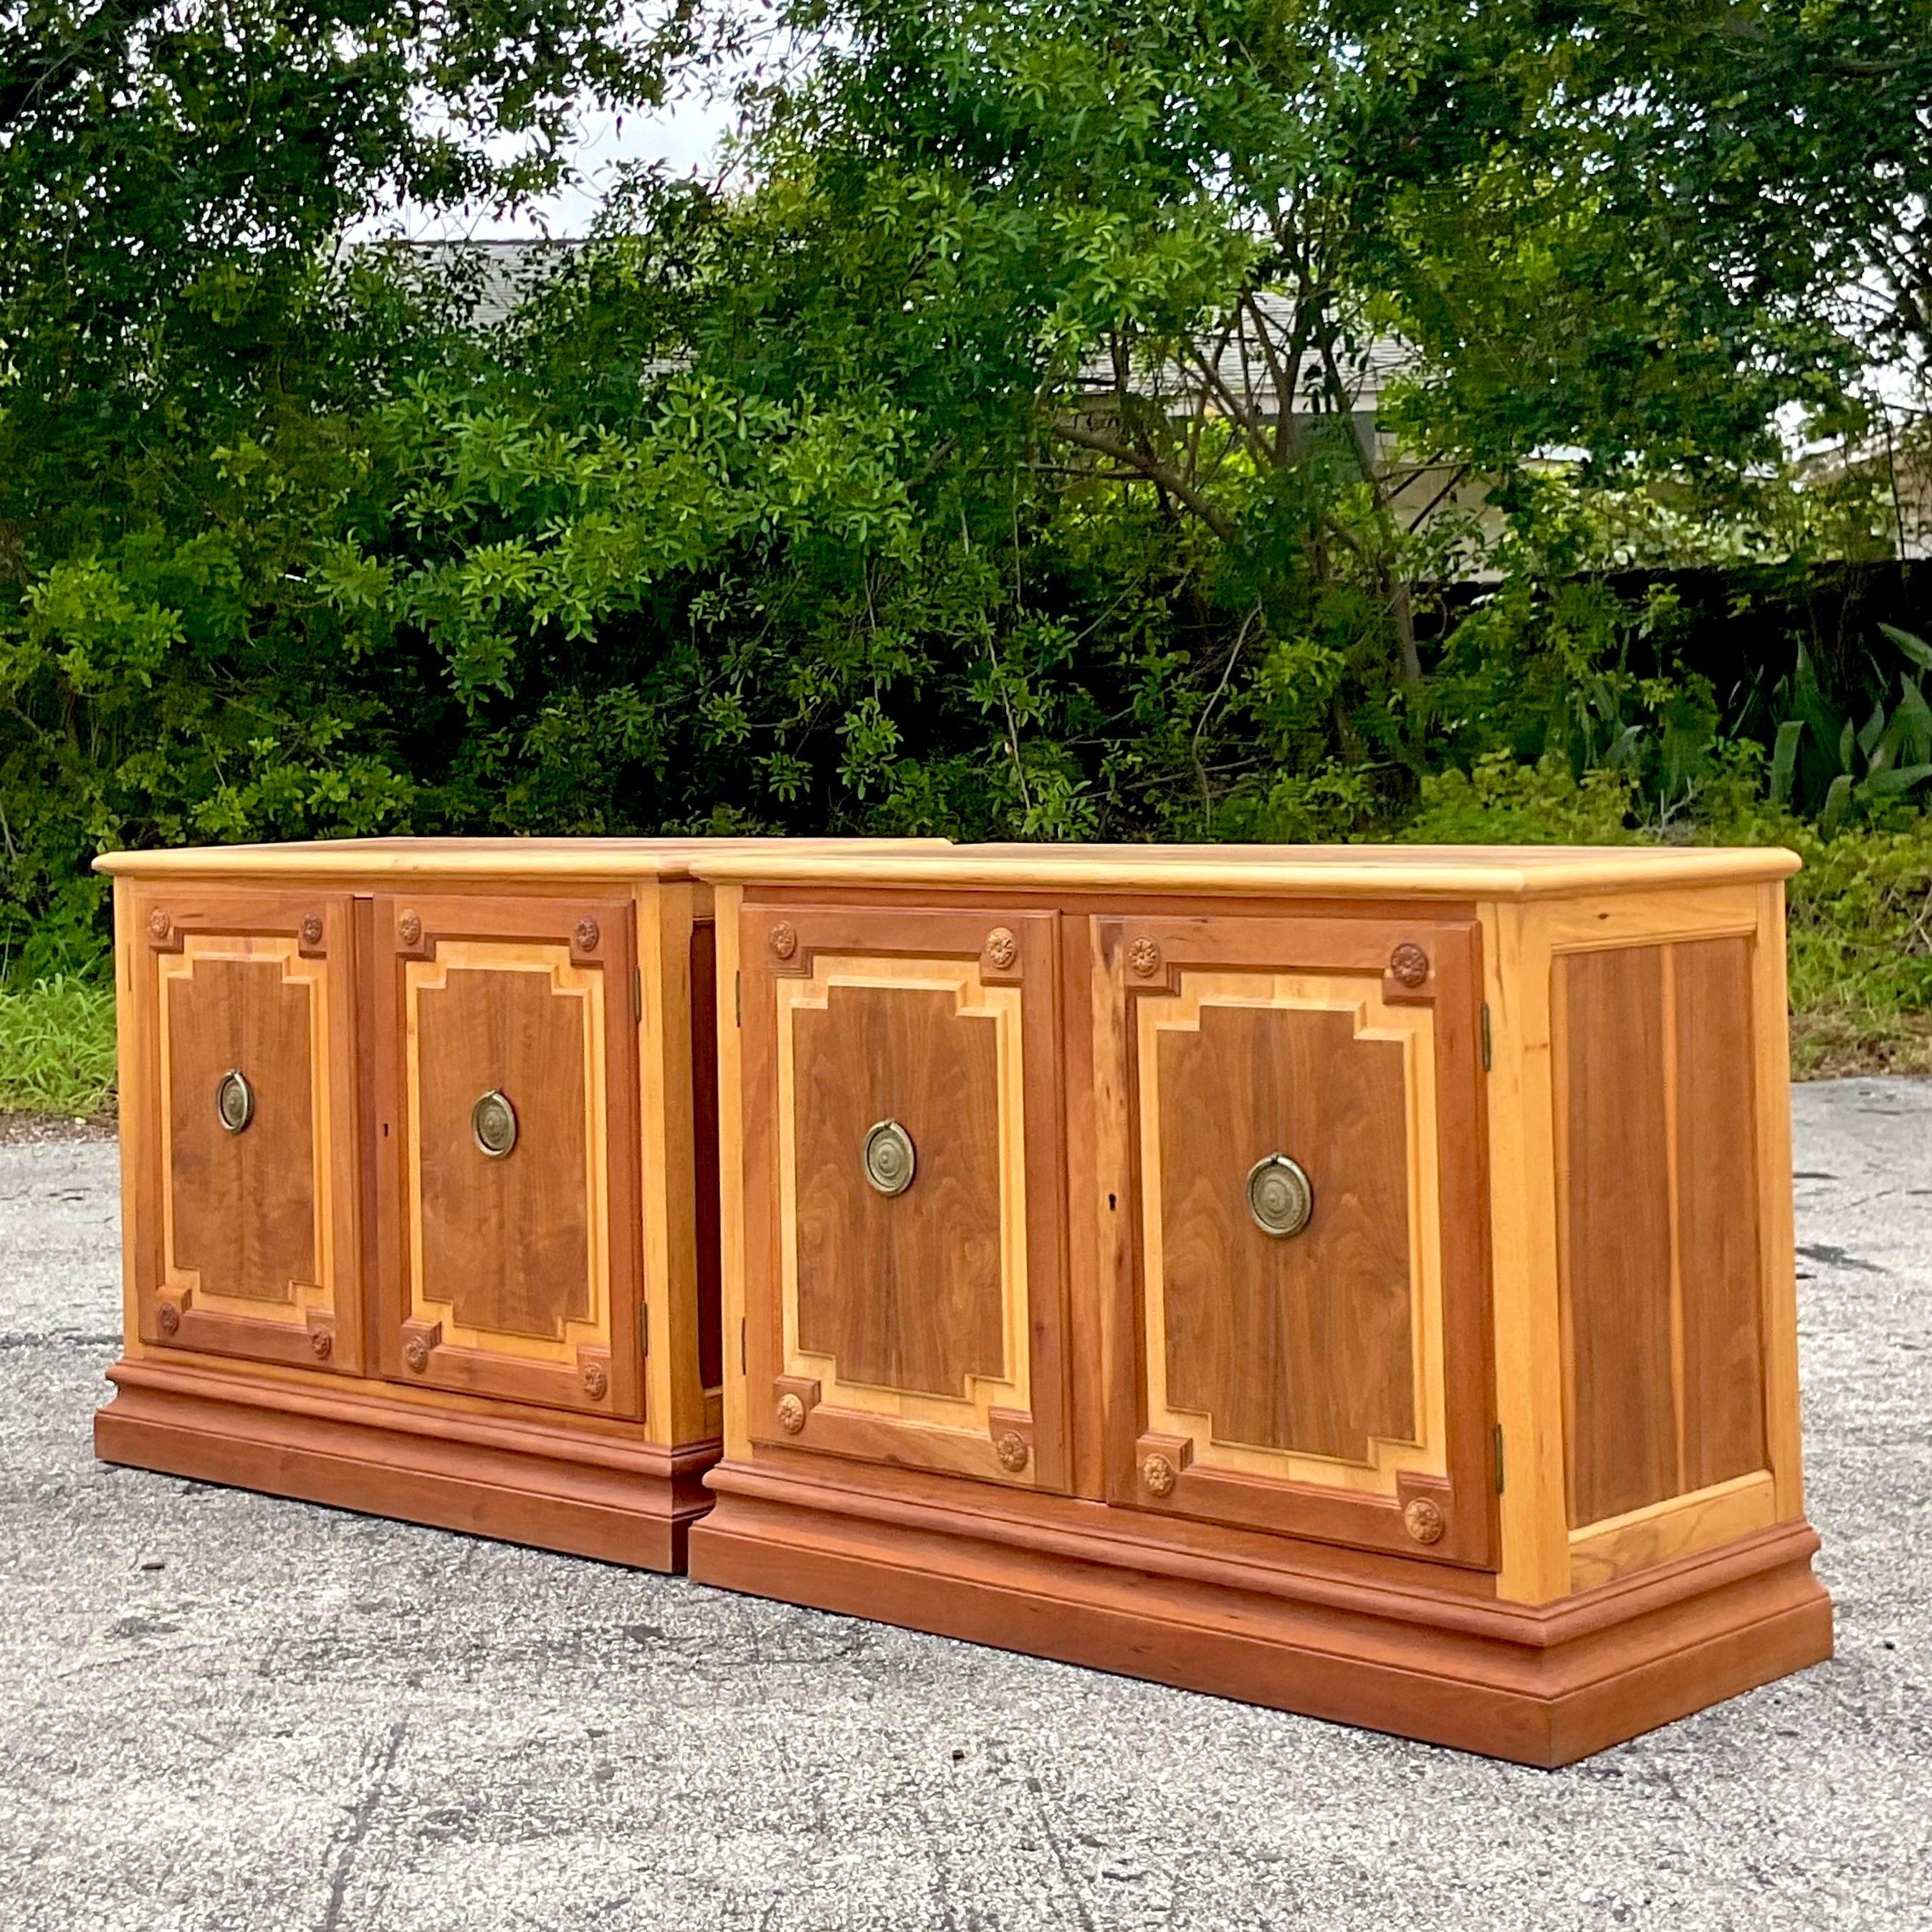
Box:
[94,836,945,884]
[692,841,1799,902]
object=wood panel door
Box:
[130,887,362,1372]
[373,894,644,1418]
[1097,912,1495,1567]
[739,903,1068,1491]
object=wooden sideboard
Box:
[91,837,931,1569]
[688,843,1833,1764]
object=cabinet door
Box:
[740,904,1067,1490]
[374,894,643,1418]
[1099,912,1493,1567]
[130,888,361,1372]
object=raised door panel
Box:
[1104,913,1494,1568]
[374,894,643,1418]
[132,889,361,1372]
[740,904,1066,1491]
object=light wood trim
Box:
[156,934,335,1326]
[1484,901,1572,1605]
[113,879,148,1354]
[692,843,1800,900]
[402,939,611,1364]
[95,836,947,882]
[1754,880,1805,1521]
[1531,882,1761,952]
[1569,1470,1777,1589]
[717,886,750,1462]
[635,883,676,1445]
[1136,967,1445,1496]
[773,952,1033,1435]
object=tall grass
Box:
[0,975,118,1116]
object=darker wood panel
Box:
[793,983,1005,1398]
[167,956,317,1303]
[1672,938,1769,1491]
[1159,1004,1413,1462]
[1561,946,1678,1526]
[416,965,590,1340]
[689,919,724,1390]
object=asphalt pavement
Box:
[1,1079,1928,1931]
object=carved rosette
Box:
[1127,937,1163,978]
[403,1334,431,1373]
[1403,1498,1446,1545]
[300,912,325,947]
[769,921,798,961]
[156,1302,181,1338]
[1390,942,1430,989]
[573,916,601,954]
[995,1431,1030,1474]
[775,1392,808,1434]
[582,1362,609,1400]
[1140,1453,1177,1498]
[398,910,423,948]
[308,1329,333,1362]
[984,927,1018,970]
[147,909,172,943]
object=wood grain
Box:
[1671,938,1769,1492]
[416,955,591,1340]
[1557,945,1679,1525]
[792,982,1005,1398]
[1159,1001,1412,1462]
[166,953,317,1305]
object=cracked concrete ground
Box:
[1,1078,1928,1932]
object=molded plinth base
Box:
[96,1359,717,1572]
[688,1464,1832,1766]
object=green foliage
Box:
[0,977,118,1116]
[1,0,1930,1091]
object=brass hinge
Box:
[1480,1002,1493,1071]
[632,966,643,1024]
[1493,1423,1506,1493]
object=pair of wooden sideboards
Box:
[93,836,1832,1764]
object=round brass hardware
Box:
[1390,942,1430,989]
[215,1068,256,1135]
[985,927,1018,970]
[776,1392,808,1435]
[862,1119,917,1197]
[995,1432,1030,1474]
[1403,1498,1446,1545]
[309,1329,333,1362]
[1245,1154,1313,1238]
[398,910,423,947]
[1127,937,1163,977]
[157,1303,181,1339]
[770,921,798,960]
[582,1362,609,1400]
[1140,1453,1177,1498]
[147,909,172,942]
[471,1089,518,1159]
[300,912,325,947]
[574,916,601,953]
[404,1335,431,1373]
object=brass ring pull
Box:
[1246,1154,1313,1238]
[215,1068,254,1134]
[862,1119,916,1196]
[472,1089,519,1159]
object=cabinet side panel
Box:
[1558,946,1677,1525]
[689,917,724,1392]
[1672,938,1768,1491]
